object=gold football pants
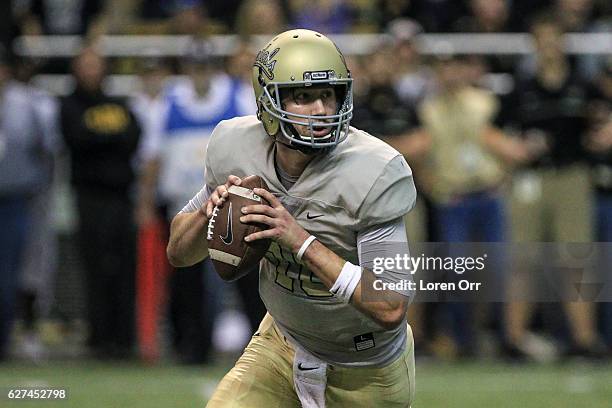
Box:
[206,313,415,407]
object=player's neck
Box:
[275,142,315,178]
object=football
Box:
[206,175,271,281]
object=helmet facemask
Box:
[259,78,353,151]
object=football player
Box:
[167,29,417,407]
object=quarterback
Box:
[167,29,417,407]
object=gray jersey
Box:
[204,115,417,367]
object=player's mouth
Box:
[310,124,333,138]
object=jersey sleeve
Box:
[357,217,412,297]
[355,155,417,230]
[180,184,213,213]
[204,121,226,189]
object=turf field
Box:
[1,360,611,407]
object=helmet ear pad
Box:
[260,103,279,136]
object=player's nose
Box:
[310,97,326,117]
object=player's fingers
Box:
[210,190,221,206]
[240,214,275,227]
[206,200,214,218]
[253,188,282,208]
[214,185,229,200]
[226,175,242,187]
[241,204,275,217]
[245,228,277,242]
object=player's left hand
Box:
[240,188,310,253]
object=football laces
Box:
[206,206,220,240]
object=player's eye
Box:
[321,90,334,100]
[293,90,312,104]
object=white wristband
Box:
[329,262,362,303]
[296,235,317,262]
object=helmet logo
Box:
[254,47,280,80]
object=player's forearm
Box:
[350,270,409,330]
[167,210,210,267]
[301,240,408,330]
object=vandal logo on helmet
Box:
[255,47,280,81]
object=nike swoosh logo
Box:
[306,212,323,220]
[297,363,319,371]
[220,202,233,245]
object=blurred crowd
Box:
[1,0,612,42]
[0,0,611,365]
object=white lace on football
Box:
[206,206,220,241]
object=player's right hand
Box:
[205,175,242,218]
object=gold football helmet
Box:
[252,29,353,150]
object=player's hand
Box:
[205,175,242,219]
[241,188,310,253]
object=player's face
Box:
[281,86,338,138]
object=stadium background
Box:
[1,0,611,406]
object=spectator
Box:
[0,46,54,361]
[60,46,141,359]
[498,15,605,359]
[415,52,509,358]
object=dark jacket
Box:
[60,86,141,194]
